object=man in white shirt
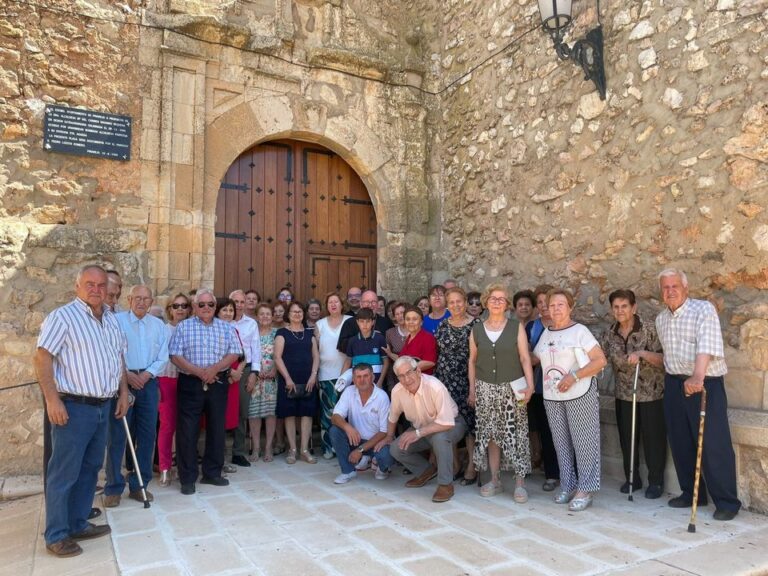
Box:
[329,363,393,484]
[230,289,261,467]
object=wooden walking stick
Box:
[628,362,640,502]
[688,387,707,533]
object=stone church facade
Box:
[0,0,766,512]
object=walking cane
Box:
[628,362,640,502]
[121,392,151,509]
[688,387,707,533]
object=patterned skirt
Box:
[473,378,531,475]
[249,377,277,418]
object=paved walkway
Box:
[3,458,768,576]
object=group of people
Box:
[35,265,742,559]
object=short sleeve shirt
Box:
[533,323,599,401]
[333,385,390,440]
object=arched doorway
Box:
[214,139,377,302]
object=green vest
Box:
[472,319,523,384]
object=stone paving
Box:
[3,458,768,576]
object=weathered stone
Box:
[663,87,683,109]
[629,20,655,40]
[638,48,657,70]
[741,320,768,370]
[577,92,607,120]
[738,202,765,219]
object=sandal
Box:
[480,481,504,497]
[300,449,317,464]
[514,485,529,503]
[263,447,273,463]
[459,475,478,486]
[286,449,297,465]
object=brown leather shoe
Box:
[46,537,83,557]
[432,483,454,503]
[103,494,121,508]
[129,489,154,503]
[70,522,112,541]
[405,465,438,488]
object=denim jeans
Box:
[328,424,393,474]
[105,378,159,494]
[45,399,110,545]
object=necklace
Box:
[288,326,305,340]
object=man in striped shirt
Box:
[656,268,741,521]
[34,265,130,558]
[170,288,242,495]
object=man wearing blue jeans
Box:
[34,265,129,557]
[104,285,169,507]
[329,363,393,484]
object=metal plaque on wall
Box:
[43,104,131,161]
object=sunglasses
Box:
[197,301,216,309]
[468,300,481,306]
[171,303,189,310]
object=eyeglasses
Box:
[197,302,216,309]
[396,367,418,381]
[348,293,362,299]
[488,296,507,304]
[171,303,189,310]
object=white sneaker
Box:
[374,468,390,481]
[355,455,372,471]
[334,471,357,485]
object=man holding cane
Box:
[170,288,242,495]
[34,265,129,557]
[656,268,741,521]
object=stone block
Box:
[740,319,768,370]
[148,250,169,280]
[168,224,193,252]
[174,164,195,210]
[116,205,149,227]
[169,252,189,281]
[725,368,765,410]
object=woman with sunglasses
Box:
[468,283,535,502]
[466,291,483,319]
[157,294,190,487]
[274,301,320,464]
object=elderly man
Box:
[379,356,466,503]
[104,285,168,508]
[346,286,362,314]
[170,288,242,495]
[656,269,741,521]
[329,363,393,484]
[105,271,122,312]
[337,289,393,353]
[230,289,261,467]
[34,265,129,557]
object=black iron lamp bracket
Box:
[550,25,607,100]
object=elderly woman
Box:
[414,296,430,318]
[422,285,450,335]
[435,287,480,485]
[274,301,320,464]
[384,302,408,391]
[157,293,190,487]
[398,306,438,375]
[532,288,607,511]
[525,284,560,491]
[601,289,666,499]
[315,292,352,459]
[306,298,322,329]
[468,283,534,501]
[248,303,278,462]
[513,290,536,325]
[271,302,286,330]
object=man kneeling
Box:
[330,363,393,484]
[379,356,466,503]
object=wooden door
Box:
[214,140,377,302]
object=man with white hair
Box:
[655,268,741,521]
[169,288,242,495]
[229,289,261,467]
[378,356,466,503]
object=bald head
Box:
[360,290,378,310]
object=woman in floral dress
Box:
[248,303,278,462]
[435,287,479,485]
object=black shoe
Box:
[713,508,738,521]
[645,484,663,499]
[70,522,112,541]
[620,480,642,494]
[231,455,251,467]
[200,476,230,487]
[181,483,196,495]
[88,507,102,519]
[668,494,707,508]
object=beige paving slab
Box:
[353,524,430,559]
[314,500,378,528]
[483,564,550,576]
[499,537,596,575]
[106,504,160,534]
[164,509,218,539]
[121,564,186,576]
[378,505,444,533]
[509,516,591,547]
[199,492,257,517]
[580,543,643,567]
[177,534,255,576]
[322,549,396,576]
[112,530,173,570]
[607,560,702,575]
[425,529,510,569]
[258,497,315,523]
[400,555,470,576]
[439,510,508,539]
[279,517,355,555]
[592,524,674,553]
[283,481,339,503]
[336,483,399,507]
[242,541,332,576]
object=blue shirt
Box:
[169,316,242,370]
[37,298,126,398]
[422,310,451,335]
[116,311,169,377]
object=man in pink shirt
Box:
[377,355,466,502]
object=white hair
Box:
[393,355,418,374]
[194,287,216,304]
[658,268,688,287]
[229,289,245,299]
[76,264,107,285]
[129,284,152,297]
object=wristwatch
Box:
[569,369,579,380]
[415,428,422,438]
[357,446,365,454]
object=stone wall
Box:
[433,0,768,511]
